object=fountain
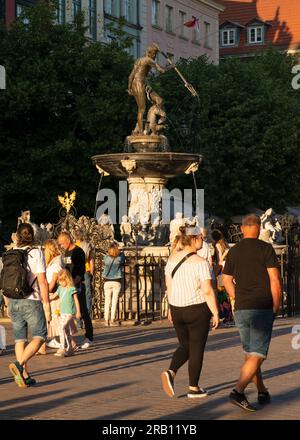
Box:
[92,43,202,249]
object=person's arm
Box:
[222,274,236,314]
[202,279,219,329]
[37,272,51,323]
[89,255,95,276]
[49,291,59,301]
[73,293,81,319]
[165,273,173,323]
[48,272,58,293]
[267,267,282,315]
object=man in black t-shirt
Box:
[58,232,94,349]
[223,214,281,412]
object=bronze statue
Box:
[128,43,167,135]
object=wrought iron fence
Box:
[92,251,168,323]
[91,243,300,322]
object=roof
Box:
[219,0,300,54]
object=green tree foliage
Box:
[0,2,135,234]
[154,48,300,218]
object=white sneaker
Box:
[81,339,93,349]
[46,339,61,349]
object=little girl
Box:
[51,269,81,357]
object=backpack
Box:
[0,248,37,299]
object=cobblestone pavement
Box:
[0,316,300,420]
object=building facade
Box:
[144,0,224,65]
[0,0,36,26]
[219,0,300,59]
[1,1,224,63]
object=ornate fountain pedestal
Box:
[92,151,202,246]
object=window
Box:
[88,0,97,40]
[124,0,134,23]
[72,0,81,18]
[16,2,29,24]
[16,3,24,17]
[221,29,236,46]
[165,5,174,33]
[152,0,160,27]
[179,11,187,38]
[248,26,263,44]
[56,0,65,24]
[204,21,212,47]
[105,0,117,17]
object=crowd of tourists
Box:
[0,214,282,413]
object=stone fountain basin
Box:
[92,152,202,179]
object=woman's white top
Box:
[165,257,211,307]
[46,255,64,284]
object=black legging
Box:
[169,302,212,387]
[77,283,93,341]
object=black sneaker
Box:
[161,370,175,397]
[229,389,257,412]
[187,388,208,399]
[9,361,27,388]
[24,376,36,387]
[258,391,271,404]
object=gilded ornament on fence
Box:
[58,191,77,214]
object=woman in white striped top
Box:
[161,225,219,399]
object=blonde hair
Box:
[57,269,74,288]
[44,239,61,267]
[108,243,120,258]
[174,225,202,251]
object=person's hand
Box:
[273,306,280,316]
[76,312,81,320]
[168,309,173,324]
[127,88,133,96]
[211,314,219,329]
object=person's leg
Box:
[84,272,93,318]
[78,284,94,341]
[235,355,264,393]
[63,315,74,353]
[104,282,113,324]
[110,282,121,323]
[234,309,273,393]
[169,306,189,375]
[185,304,212,389]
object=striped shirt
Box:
[165,258,211,307]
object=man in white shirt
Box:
[4,223,49,388]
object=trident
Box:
[157,47,198,98]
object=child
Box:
[51,269,81,357]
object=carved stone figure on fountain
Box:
[259,208,283,244]
[120,215,133,246]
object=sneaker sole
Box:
[187,393,208,399]
[229,397,257,412]
[161,372,174,398]
[9,363,27,388]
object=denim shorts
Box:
[234,309,275,359]
[8,299,47,342]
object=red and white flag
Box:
[184,16,200,34]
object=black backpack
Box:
[0,248,37,299]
